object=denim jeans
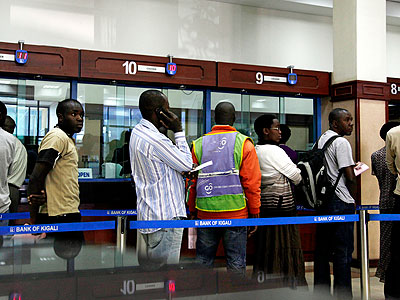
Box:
[137,227,184,271]
[0,209,9,227]
[314,194,355,299]
[196,226,247,275]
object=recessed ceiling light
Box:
[43,85,60,89]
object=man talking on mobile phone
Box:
[129,90,193,270]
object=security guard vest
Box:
[192,131,251,212]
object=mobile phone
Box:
[156,107,168,120]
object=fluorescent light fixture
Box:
[43,85,60,89]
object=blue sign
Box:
[80,209,137,217]
[0,212,30,220]
[15,50,28,64]
[288,72,297,85]
[130,214,360,229]
[166,63,177,75]
[78,168,92,179]
[0,221,115,235]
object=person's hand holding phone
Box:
[157,108,182,133]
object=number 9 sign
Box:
[256,72,263,85]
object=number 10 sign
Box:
[122,61,177,76]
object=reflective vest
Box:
[192,131,251,212]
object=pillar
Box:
[326,0,389,262]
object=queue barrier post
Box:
[359,209,370,300]
[115,216,127,267]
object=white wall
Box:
[2,0,400,77]
[0,0,333,71]
[387,25,400,78]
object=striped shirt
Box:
[129,119,193,234]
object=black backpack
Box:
[295,135,343,209]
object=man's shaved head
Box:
[215,102,236,126]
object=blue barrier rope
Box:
[0,221,115,236]
[369,214,400,221]
[296,205,381,212]
[1,213,399,235]
[0,212,30,220]
[2,206,380,219]
[80,210,137,217]
[130,214,360,229]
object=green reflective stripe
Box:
[233,133,252,169]
[193,137,203,164]
[196,194,247,212]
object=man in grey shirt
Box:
[0,101,16,226]
[314,108,357,300]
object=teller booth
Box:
[0,41,329,261]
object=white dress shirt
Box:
[129,119,193,233]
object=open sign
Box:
[78,168,93,179]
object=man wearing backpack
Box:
[314,108,357,299]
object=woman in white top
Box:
[253,114,307,288]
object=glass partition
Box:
[389,101,400,122]
[77,84,204,179]
[1,79,70,179]
[77,84,149,179]
[163,88,204,145]
[280,97,314,151]
[210,92,244,132]
[1,79,205,181]
[211,92,314,150]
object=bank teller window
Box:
[210,92,314,152]
[77,84,204,179]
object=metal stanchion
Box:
[359,210,370,300]
[115,216,127,267]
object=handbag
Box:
[261,174,296,217]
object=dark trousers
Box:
[8,184,20,214]
[36,212,82,225]
[196,226,247,275]
[314,194,355,299]
[385,195,400,299]
[36,213,84,259]
[8,184,20,225]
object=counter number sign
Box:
[288,73,297,85]
[122,60,177,76]
[15,50,28,64]
[166,62,177,75]
[391,83,400,95]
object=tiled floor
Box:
[304,264,385,300]
[0,235,387,299]
[178,264,385,299]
